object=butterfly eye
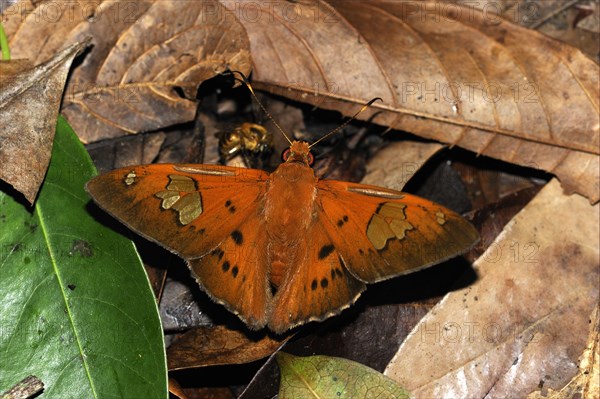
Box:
[307,152,314,166]
[281,148,291,162]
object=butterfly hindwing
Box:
[189,215,271,330]
[269,222,366,333]
[317,180,479,283]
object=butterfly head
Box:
[282,141,314,166]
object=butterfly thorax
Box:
[265,151,318,287]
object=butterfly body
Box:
[265,142,318,287]
[86,141,478,333]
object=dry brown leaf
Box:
[361,141,444,191]
[464,186,543,263]
[576,2,600,34]
[159,276,216,331]
[85,131,166,173]
[2,0,252,142]
[453,159,539,210]
[0,40,88,204]
[220,0,599,203]
[384,179,599,398]
[167,326,288,370]
[501,0,600,62]
[526,306,599,399]
[180,387,235,399]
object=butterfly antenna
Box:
[229,71,293,146]
[308,97,383,149]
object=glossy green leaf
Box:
[276,352,411,399]
[0,116,167,398]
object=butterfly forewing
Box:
[85,164,268,259]
[317,180,479,283]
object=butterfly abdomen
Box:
[265,162,318,288]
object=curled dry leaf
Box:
[384,179,599,398]
[221,0,599,203]
[167,326,288,370]
[0,40,87,204]
[2,0,252,142]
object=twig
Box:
[0,376,44,399]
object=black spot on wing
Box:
[320,278,328,288]
[211,248,225,261]
[232,265,239,278]
[336,215,350,227]
[318,244,335,260]
[222,261,230,272]
[311,279,318,291]
[231,230,243,245]
[225,200,236,214]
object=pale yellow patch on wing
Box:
[165,174,197,191]
[367,202,414,250]
[436,211,447,225]
[155,174,202,225]
[124,171,136,185]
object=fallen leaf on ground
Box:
[221,0,599,203]
[527,305,599,399]
[385,179,599,398]
[277,352,411,399]
[0,40,87,203]
[167,326,288,370]
[85,131,166,173]
[361,141,444,191]
[2,0,252,142]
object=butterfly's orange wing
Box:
[269,221,366,332]
[268,179,478,332]
[316,180,479,283]
[86,164,272,328]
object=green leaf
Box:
[0,116,167,398]
[276,353,411,399]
